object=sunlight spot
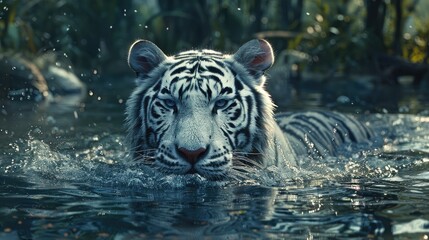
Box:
[329,27,339,35]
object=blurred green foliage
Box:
[0,0,428,76]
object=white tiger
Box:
[126,39,373,181]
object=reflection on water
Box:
[1,77,429,238]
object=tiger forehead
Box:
[159,50,236,98]
[163,50,235,83]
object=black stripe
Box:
[220,128,235,148]
[171,66,187,75]
[207,66,225,76]
[220,87,232,95]
[170,60,187,69]
[292,114,338,145]
[230,108,241,121]
[234,78,243,90]
[212,59,225,68]
[319,112,357,142]
[285,121,330,155]
[209,74,221,83]
[160,87,170,95]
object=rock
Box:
[0,54,50,102]
[0,54,85,104]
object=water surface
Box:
[1,77,429,239]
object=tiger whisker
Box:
[233,151,263,156]
[229,168,252,182]
[233,155,264,169]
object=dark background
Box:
[1,0,428,76]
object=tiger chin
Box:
[125,39,373,182]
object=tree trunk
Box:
[392,0,402,56]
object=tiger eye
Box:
[214,99,228,108]
[164,99,176,108]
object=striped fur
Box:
[126,39,373,181]
[276,111,373,158]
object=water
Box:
[1,77,429,239]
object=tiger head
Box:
[126,39,276,181]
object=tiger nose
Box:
[177,147,207,165]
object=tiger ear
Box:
[233,39,274,78]
[128,40,167,75]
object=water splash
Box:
[3,114,428,189]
